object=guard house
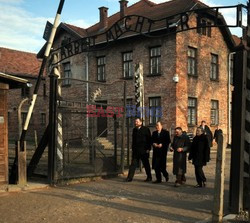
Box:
[0,72,29,185]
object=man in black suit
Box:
[126,118,152,182]
[200,120,213,147]
[170,127,191,187]
[152,121,171,183]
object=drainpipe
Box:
[228,52,235,147]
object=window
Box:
[21,87,30,97]
[150,46,161,75]
[210,54,219,80]
[62,62,71,86]
[197,18,212,37]
[97,56,106,82]
[123,52,133,79]
[188,97,197,126]
[41,113,46,125]
[211,100,219,125]
[188,47,197,76]
[149,97,161,125]
[21,112,27,126]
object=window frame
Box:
[149,46,161,76]
[97,56,106,82]
[122,52,133,79]
[197,18,212,37]
[211,100,219,126]
[149,97,161,126]
[188,97,197,126]
[62,62,72,86]
[187,47,197,77]
[126,98,134,127]
[210,53,219,81]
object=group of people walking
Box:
[125,118,215,188]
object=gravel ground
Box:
[0,150,231,223]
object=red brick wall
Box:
[0,83,8,185]
[8,77,48,142]
[50,15,232,143]
[176,14,230,137]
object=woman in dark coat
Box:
[188,127,210,188]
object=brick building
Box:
[0,47,48,141]
[0,73,30,185]
[40,0,236,145]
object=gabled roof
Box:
[86,0,198,35]
[38,0,236,56]
[0,47,42,77]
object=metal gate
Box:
[54,78,130,180]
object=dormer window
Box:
[197,17,212,37]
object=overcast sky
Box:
[0,0,247,53]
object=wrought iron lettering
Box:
[51,4,245,65]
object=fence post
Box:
[121,81,127,173]
[48,67,58,185]
[114,114,117,170]
[126,118,130,167]
[212,133,226,222]
[17,141,27,186]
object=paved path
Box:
[0,150,231,223]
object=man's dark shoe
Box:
[125,178,132,182]
[174,182,181,187]
[153,180,161,184]
[144,178,152,182]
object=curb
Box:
[0,183,49,194]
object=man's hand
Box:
[158,144,162,148]
[170,147,173,152]
[177,147,183,152]
[153,143,158,148]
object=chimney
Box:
[119,0,128,19]
[99,7,108,30]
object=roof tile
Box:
[0,47,42,77]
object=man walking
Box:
[126,118,152,182]
[170,127,191,187]
[200,120,213,147]
[152,121,171,183]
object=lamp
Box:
[173,73,179,83]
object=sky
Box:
[0,0,247,53]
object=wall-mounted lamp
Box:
[26,82,33,88]
[173,73,179,83]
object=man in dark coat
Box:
[200,120,213,147]
[126,118,152,182]
[152,121,171,183]
[188,127,210,187]
[170,127,191,187]
[213,126,223,144]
